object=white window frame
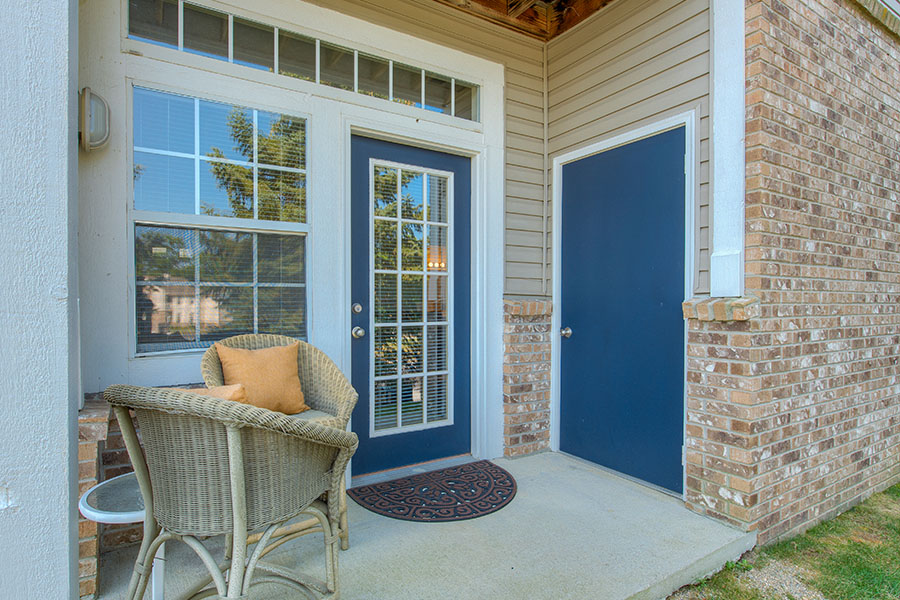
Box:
[126,78,314,358]
[367,159,456,439]
[120,0,484,132]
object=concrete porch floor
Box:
[98,452,755,600]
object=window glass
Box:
[183,4,228,60]
[278,31,316,81]
[393,64,422,108]
[424,73,452,115]
[132,87,309,355]
[358,54,389,100]
[129,0,178,48]
[133,87,194,153]
[133,152,194,214]
[454,81,478,121]
[233,18,274,71]
[133,87,306,224]
[319,43,354,91]
[135,225,307,353]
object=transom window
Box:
[127,0,480,121]
[132,85,308,354]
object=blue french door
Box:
[350,136,471,477]
[559,127,686,494]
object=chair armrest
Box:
[104,384,358,450]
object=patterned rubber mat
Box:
[348,460,517,522]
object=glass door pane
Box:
[371,163,451,434]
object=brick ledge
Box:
[503,299,552,316]
[682,295,759,322]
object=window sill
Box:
[682,295,759,322]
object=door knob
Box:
[560,327,572,338]
[351,326,366,339]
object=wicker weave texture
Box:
[201,334,357,429]
[104,384,358,536]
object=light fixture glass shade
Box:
[80,87,110,151]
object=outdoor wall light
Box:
[79,87,110,152]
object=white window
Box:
[131,85,308,354]
[126,0,480,121]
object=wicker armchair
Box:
[105,384,358,600]
[201,334,358,550]
[201,334,357,430]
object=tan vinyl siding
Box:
[303,0,549,297]
[547,0,712,294]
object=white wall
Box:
[0,0,79,596]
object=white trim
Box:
[549,111,697,501]
[882,0,900,18]
[709,0,746,297]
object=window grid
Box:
[132,84,309,355]
[128,0,479,121]
[371,163,452,435]
[134,225,307,354]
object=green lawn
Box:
[670,483,900,600]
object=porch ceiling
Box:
[430,0,617,39]
[97,453,755,599]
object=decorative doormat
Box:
[348,460,517,522]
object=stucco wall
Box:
[0,0,79,596]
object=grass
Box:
[670,483,900,600]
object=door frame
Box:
[549,110,698,498]
[338,99,505,480]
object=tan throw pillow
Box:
[171,384,248,403]
[214,342,309,415]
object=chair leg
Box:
[126,517,159,600]
[339,476,349,551]
[151,541,166,600]
[316,507,340,596]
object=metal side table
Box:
[79,473,165,600]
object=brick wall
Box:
[77,400,110,599]
[502,300,553,457]
[684,0,900,543]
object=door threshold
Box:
[351,453,474,488]
[558,450,684,501]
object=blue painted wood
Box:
[559,127,686,494]
[350,136,471,476]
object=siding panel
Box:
[548,0,712,294]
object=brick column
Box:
[77,400,110,599]
[502,299,553,457]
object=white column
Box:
[709,1,746,297]
[0,0,79,596]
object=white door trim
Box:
[549,110,697,499]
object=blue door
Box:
[350,136,471,476]
[559,127,686,494]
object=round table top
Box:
[79,472,146,524]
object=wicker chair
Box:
[201,334,358,550]
[105,384,358,600]
[201,334,356,430]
